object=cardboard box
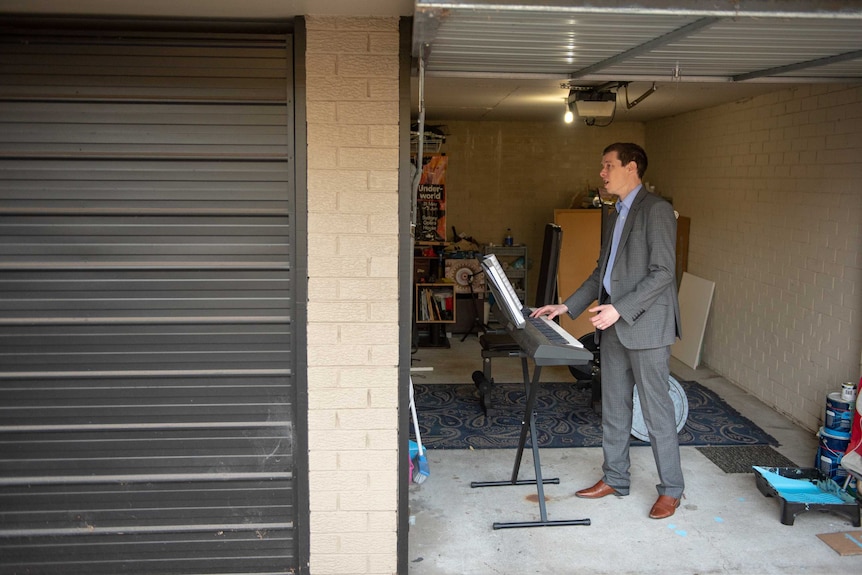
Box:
[817,531,862,556]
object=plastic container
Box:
[816,426,851,481]
[824,392,854,434]
[842,381,857,403]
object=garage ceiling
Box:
[1,1,860,123]
[411,0,862,122]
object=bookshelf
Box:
[415,283,456,324]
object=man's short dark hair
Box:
[603,142,648,179]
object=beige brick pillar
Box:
[305,15,401,575]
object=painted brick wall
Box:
[305,16,401,575]
[437,120,644,300]
[646,84,862,431]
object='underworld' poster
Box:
[416,155,447,242]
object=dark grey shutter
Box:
[0,24,299,574]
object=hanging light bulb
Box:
[563,102,574,124]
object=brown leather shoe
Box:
[649,495,681,519]
[575,480,619,499]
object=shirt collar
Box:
[616,184,642,214]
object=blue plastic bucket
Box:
[824,392,854,434]
[815,426,850,481]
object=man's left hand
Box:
[589,304,620,330]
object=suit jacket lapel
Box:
[615,189,647,258]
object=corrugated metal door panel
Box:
[0,163,290,214]
[0,106,290,158]
[0,215,291,267]
[0,25,298,574]
[0,29,288,102]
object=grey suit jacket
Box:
[563,189,682,350]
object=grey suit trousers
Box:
[599,323,684,499]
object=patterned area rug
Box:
[411,380,779,450]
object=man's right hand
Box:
[530,304,568,320]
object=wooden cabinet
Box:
[554,209,602,339]
[675,215,690,286]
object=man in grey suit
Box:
[531,142,684,519]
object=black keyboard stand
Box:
[471,357,591,529]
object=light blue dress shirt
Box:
[602,185,642,296]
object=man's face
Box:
[599,152,640,201]
[599,151,634,200]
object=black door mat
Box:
[696,445,799,473]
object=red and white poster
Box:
[416,155,447,242]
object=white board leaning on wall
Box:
[672,272,716,370]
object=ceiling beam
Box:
[568,16,719,79]
[733,49,862,82]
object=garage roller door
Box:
[0,24,300,573]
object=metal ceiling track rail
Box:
[414,0,862,19]
[734,49,862,82]
[568,16,719,80]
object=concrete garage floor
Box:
[407,336,861,575]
